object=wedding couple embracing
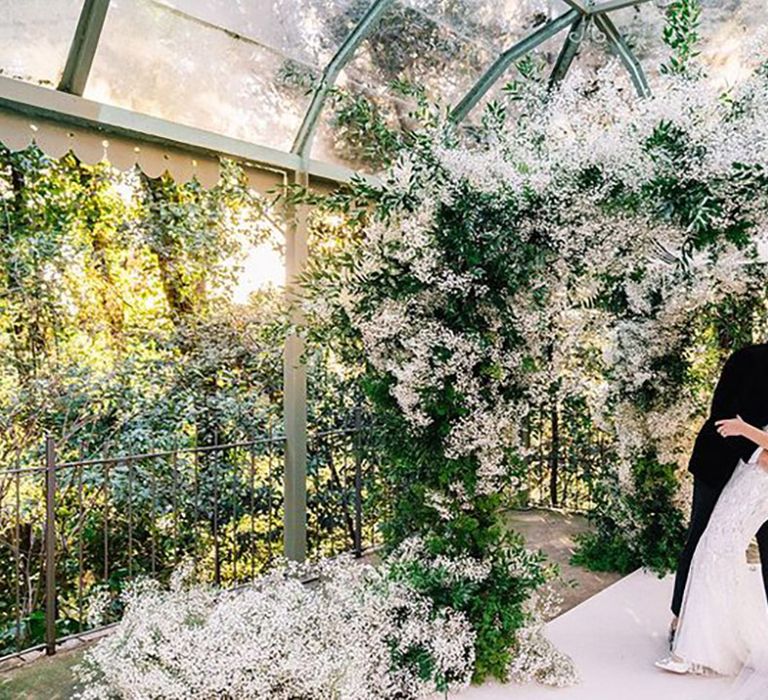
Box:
[655,343,768,697]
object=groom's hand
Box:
[758,450,768,471]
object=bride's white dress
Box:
[674,459,768,691]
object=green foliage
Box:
[0,147,371,655]
[387,527,551,684]
[572,528,639,575]
[574,454,687,577]
[295,149,561,683]
[326,80,438,172]
[630,456,687,574]
[301,60,768,671]
[661,0,703,77]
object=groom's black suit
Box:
[672,343,768,616]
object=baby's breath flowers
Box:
[75,552,476,700]
[297,53,768,686]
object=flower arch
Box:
[300,60,768,682]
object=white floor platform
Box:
[451,570,736,700]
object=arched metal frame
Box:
[450,0,652,123]
[0,0,657,562]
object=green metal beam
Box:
[291,0,394,158]
[548,15,590,89]
[58,0,111,96]
[593,13,651,98]
[449,9,580,124]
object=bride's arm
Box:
[716,416,768,451]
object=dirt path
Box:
[504,508,623,615]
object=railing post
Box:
[549,402,560,508]
[44,436,57,656]
[213,431,221,585]
[353,406,363,558]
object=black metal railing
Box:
[520,402,614,512]
[0,421,380,661]
[0,401,612,662]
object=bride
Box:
[656,415,768,689]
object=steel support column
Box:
[283,167,309,562]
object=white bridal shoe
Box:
[655,655,693,674]
[655,655,714,676]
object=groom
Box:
[671,342,768,643]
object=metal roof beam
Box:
[593,13,651,97]
[0,75,366,187]
[58,0,111,96]
[291,0,394,159]
[560,0,590,12]
[565,0,653,14]
[548,15,590,89]
[449,9,580,124]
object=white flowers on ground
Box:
[75,553,476,700]
[508,587,580,689]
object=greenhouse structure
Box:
[1,1,768,698]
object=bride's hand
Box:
[715,415,748,438]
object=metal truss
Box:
[450,0,653,123]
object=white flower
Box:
[76,555,476,700]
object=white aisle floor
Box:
[451,570,738,700]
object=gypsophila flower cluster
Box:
[388,536,493,584]
[75,553,475,700]
[299,46,768,681]
[508,586,580,688]
[305,65,768,501]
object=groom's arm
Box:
[709,351,757,462]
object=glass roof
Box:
[85,0,333,152]
[1,0,767,171]
[0,0,84,87]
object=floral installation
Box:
[75,543,566,699]
[297,4,768,676]
[78,5,768,694]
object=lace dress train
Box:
[673,460,768,682]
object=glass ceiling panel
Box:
[84,0,361,151]
[404,0,551,52]
[347,0,495,105]
[155,0,362,71]
[0,0,85,87]
[312,0,496,169]
[2,0,766,174]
